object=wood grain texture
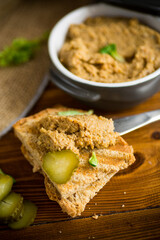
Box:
[1,208,160,240]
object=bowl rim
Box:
[48,3,160,88]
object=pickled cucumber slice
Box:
[0,169,5,175]
[0,169,16,183]
[0,175,14,201]
[42,150,79,184]
[0,192,23,223]
[8,200,37,229]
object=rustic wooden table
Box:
[0,0,160,238]
[0,81,160,239]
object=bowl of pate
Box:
[48,3,160,110]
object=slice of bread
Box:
[13,106,135,217]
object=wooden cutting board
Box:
[0,82,160,239]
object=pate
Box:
[13,106,135,217]
[59,17,160,83]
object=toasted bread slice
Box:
[13,106,135,217]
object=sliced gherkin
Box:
[8,200,37,229]
[17,204,24,220]
[42,150,79,184]
[0,169,16,183]
[0,169,5,175]
[0,175,14,201]
[0,192,23,223]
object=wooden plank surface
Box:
[1,208,160,240]
[0,0,160,238]
[0,82,160,239]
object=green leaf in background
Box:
[99,43,125,62]
[58,110,93,116]
[0,31,49,67]
[89,152,98,167]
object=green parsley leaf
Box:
[0,31,49,67]
[58,110,93,116]
[89,152,98,167]
[99,43,125,62]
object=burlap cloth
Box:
[0,0,89,138]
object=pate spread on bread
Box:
[13,106,135,217]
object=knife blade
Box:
[114,109,160,135]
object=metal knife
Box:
[114,109,160,135]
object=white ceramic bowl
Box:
[48,3,160,110]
